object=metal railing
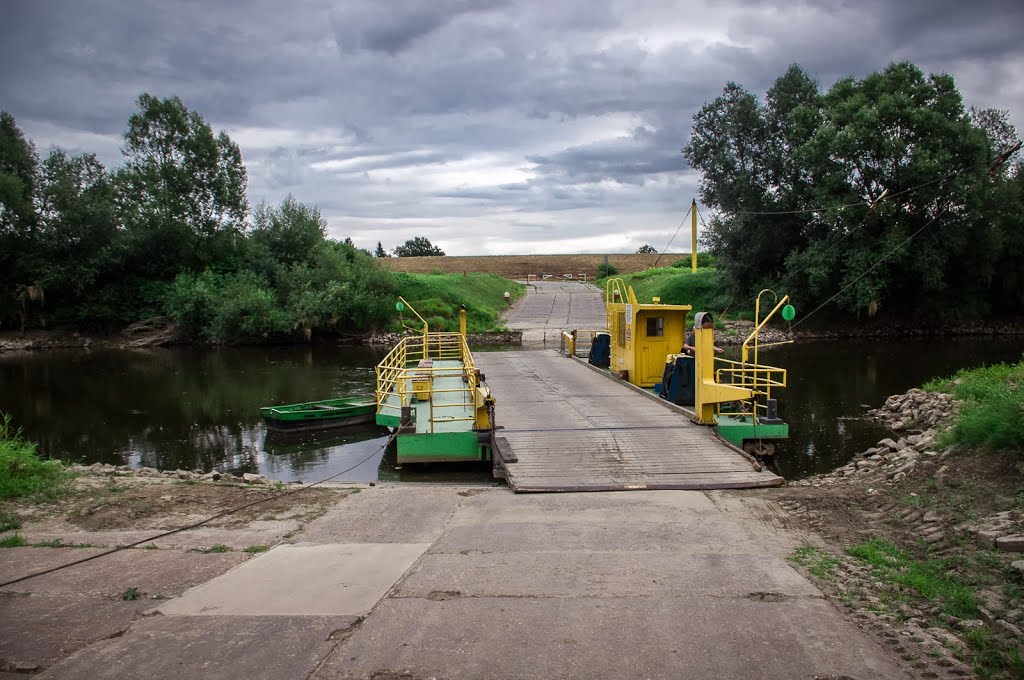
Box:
[375,332,479,433]
[713,358,787,420]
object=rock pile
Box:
[70,463,275,485]
[866,387,960,431]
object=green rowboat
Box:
[261,397,377,432]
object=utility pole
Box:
[690,198,698,273]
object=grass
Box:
[596,267,754,322]
[392,272,526,333]
[242,545,269,553]
[923,359,1024,452]
[0,533,26,548]
[0,412,70,501]
[961,626,1024,679]
[122,586,141,601]
[788,545,841,579]
[846,538,978,619]
[0,509,21,532]
[196,544,232,553]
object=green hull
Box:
[715,414,789,450]
[261,397,377,432]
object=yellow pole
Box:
[398,296,428,359]
[459,305,467,338]
[691,199,698,273]
[693,325,716,424]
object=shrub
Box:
[0,413,69,501]
[925,360,1024,451]
[596,262,619,278]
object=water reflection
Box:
[1,338,1020,481]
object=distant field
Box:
[377,254,689,279]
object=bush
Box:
[672,253,716,269]
[924,360,1024,452]
[596,262,619,278]
[0,413,69,501]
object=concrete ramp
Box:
[476,351,781,492]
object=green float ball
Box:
[782,304,796,321]
[395,301,405,312]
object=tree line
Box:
[0,96,445,340]
[684,62,1024,321]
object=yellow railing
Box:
[375,332,481,433]
[713,357,787,420]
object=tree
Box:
[0,112,40,328]
[394,236,444,257]
[636,244,657,254]
[685,62,1008,319]
[374,241,388,257]
[249,195,326,270]
[116,94,248,280]
[35,149,118,324]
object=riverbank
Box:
[773,380,1024,677]
[0,328,524,353]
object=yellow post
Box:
[459,305,467,338]
[692,317,753,425]
[691,198,698,273]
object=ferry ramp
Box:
[505,280,606,347]
[476,350,782,492]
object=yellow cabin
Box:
[605,279,691,387]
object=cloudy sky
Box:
[2,0,1022,255]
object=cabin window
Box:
[617,312,626,346]
[646,316,664,337]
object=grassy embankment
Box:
[924,360,1024,452]
[790,359,1024,678]
[391,272,525,334]
[596,261,755,326]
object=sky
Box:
[2,0,1023,255]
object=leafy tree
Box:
[686,62,1011,319]
[116,94,248,280]
[34,150,118,324]
[249,195,326,271]
[0,112,40,328]
[375,241,388,257]
[394,236,444,257]
[636,244,657,254]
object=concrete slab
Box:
[397,552,821,599]
[37,615,355,680]
[158,542,430,616]
[0,593,147,672]
[449,488,720,526]
[0,547,245,598]
[317,596,911,679]
[428,519,764,555]
[299,485,463,543]
[14,523,300,551]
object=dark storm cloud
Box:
[2,0,1022,253]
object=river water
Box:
[0,338,1020,482]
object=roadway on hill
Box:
[505,279,606,346]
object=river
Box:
[0,338,1020,482]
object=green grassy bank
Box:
[393,273,525,334]
[0,413,68,502]
[925,359,1024,452]
[597,263,754,322]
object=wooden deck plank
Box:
[476,351,781,493]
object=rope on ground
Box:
[0,431,398,590]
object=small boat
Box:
[260,397,377,432]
